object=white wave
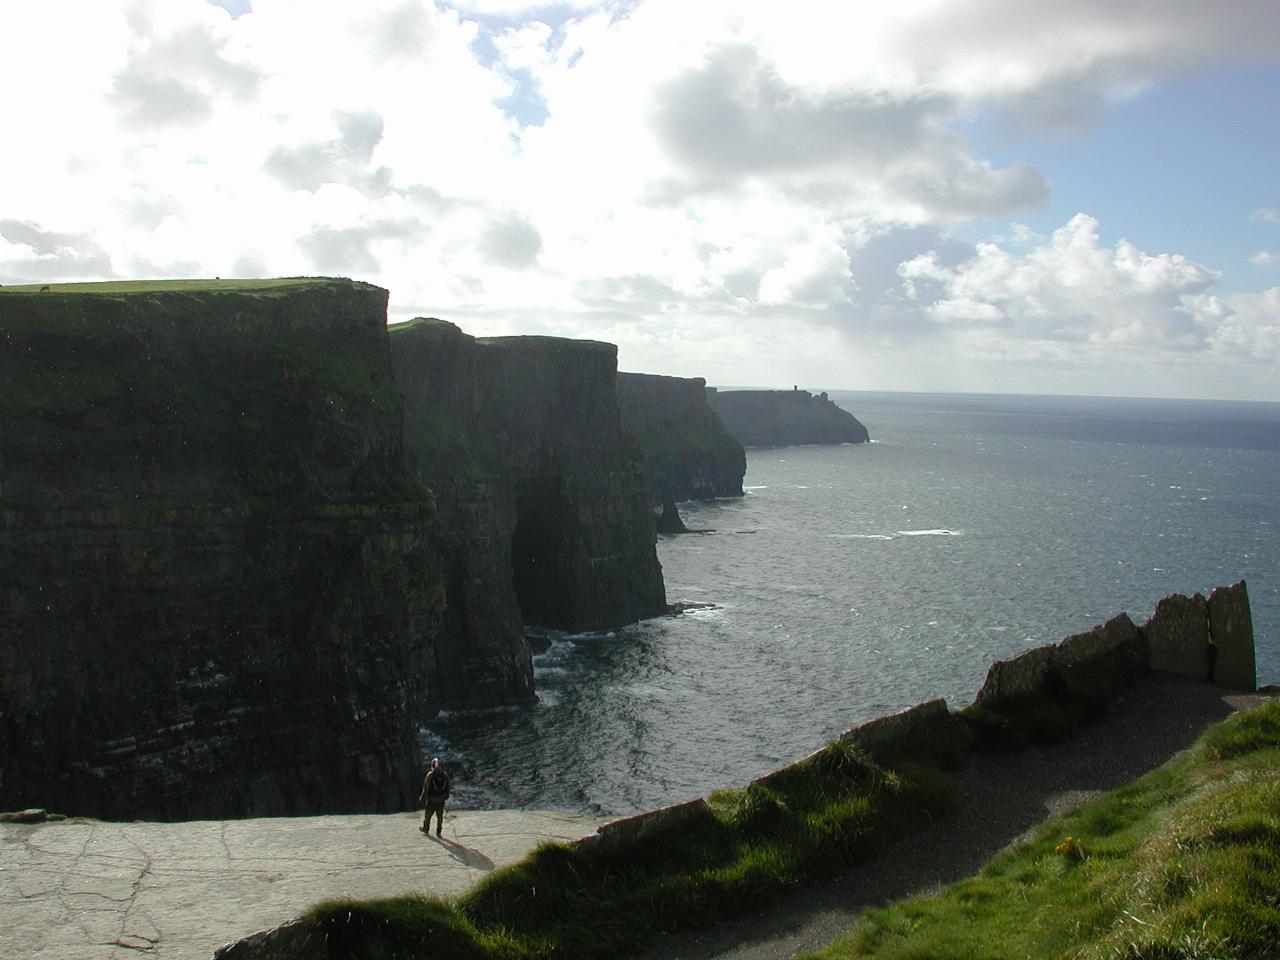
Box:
[744,484,768,490]
[535,689,561,709]
[532,636,577,667]
[895,528,964,537]
[827,533,894,540]
[420,701,523,724]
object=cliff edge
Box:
[707,387,870,447]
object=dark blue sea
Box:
[421,392,1280,816]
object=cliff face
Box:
[0,280,442,820]
[616,372,746,505]
[706,388,870,447]
[391,320,665,675]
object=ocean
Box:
[420,391,1280,817]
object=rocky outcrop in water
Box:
[390,320,666,674]
[0,280,441,820]
[706,387,870,447]
[616,372,745,505]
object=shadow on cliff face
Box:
[511,481,574,627]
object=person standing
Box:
[419,757,450,837]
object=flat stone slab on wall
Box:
[1209,581,1256,691]
[577,797,711,854]
[1146,593,1211,681]
[841,699,964,764]
[1054,612,1147,699]
[972,645,1058,706]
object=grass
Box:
[958,686,1108,750]
[301,740,955,959]
[805,696,1280,960]
[0,277,358,295]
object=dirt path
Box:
[638,675,1273,960]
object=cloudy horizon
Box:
[2,0,1278,400]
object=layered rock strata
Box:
[615,372,745,505]
[707,387,870,447]
[390,320,665,689]
[0,280,441,820]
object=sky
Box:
[1,1,1279,400]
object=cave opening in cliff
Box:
[511,480,574,628]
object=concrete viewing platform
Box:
[0,808,606,960]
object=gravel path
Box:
[638,675,1274,960]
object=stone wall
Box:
[0,280,442,820]
[973,582,1256,713]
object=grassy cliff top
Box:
[0,277,375,297]
[389,317,617,355]
[387,316,450,333]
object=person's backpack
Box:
[427,768,450,798]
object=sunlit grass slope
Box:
[807,698,1280,960]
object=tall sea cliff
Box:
[0,280,439,820]
[616,372,745,505]
[391,319,666,656]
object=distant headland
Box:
[707,386,871,447]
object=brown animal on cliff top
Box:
[39,285,50,293]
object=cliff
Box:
[616,372,745,505]
[0,279,442,820]
[706,387,870,447]
[390,320,665,669]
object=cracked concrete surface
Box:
[1,809,604,960]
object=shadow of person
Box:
[431,835,496,872]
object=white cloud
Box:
[2,0,1279,398]
[445,0,599,15]
[902,214,1220,348]
[1252,251,1278,268]
[1251,208,1280,224]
